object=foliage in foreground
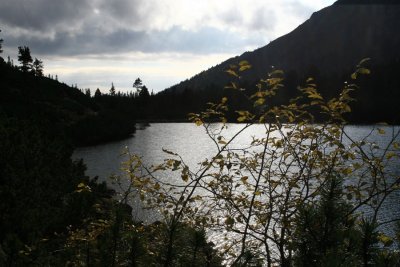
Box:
[121,59,400,266]
[0,114,222,266]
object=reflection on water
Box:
[73,123,400,228]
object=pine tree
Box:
[17,46,33,72]
[94,88,102,98]
[0,29,3,60]
[110,83,116,96]
[133,78,143,92]
[32,58,44,76]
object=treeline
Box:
[148,59,400,124]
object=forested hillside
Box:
[157,0,400,123]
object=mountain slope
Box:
[0,61,136,145]
[169,1,400,91]
[160,0,400,122]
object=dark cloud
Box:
[0,0,91,31]
[3,24,261,56]
[0,0,316,57]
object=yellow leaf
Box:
[386,152,397,160]
[225,69,238,77]
[237,116,246,122]
[195,119,203,126]
[254,98,265,107]
[342,167,353,175]
[358,67,370,75]
[154,183,160,190]
[239,65,251,71]
[239,60,250,66]
[181,174,189,182]
[377,128,385,135]
[308,92,323,100]
[393,142,399,149]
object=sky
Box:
[0,0,336,94]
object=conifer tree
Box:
[32,58,44,76]
[0,29,3,60]
[110,82,116,96]
[94,88,102,98]
[17,46,33,72]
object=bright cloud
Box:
[0,0,337,92]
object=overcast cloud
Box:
[0,0,336,92]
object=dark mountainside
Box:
[157,0,400,123]
[0,61,138,146]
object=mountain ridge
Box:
[164,1,400,94]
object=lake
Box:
[72,123,400,231]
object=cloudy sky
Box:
[0,0,336,93]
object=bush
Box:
[121,60,400,266]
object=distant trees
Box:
[109,82,116,96]
[85,88,91,97]
[18,46,33,72]
[139,85,150,99]
[0,29,3,60]
[133,77,143,92]
[32,58,44,76]
[94,88,102,98]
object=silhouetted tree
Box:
[139,85,150,99]
[18,46,33,72]
[110,82,116,96]
[85,88,91,97]
[32,58,44,76]
[133,77,143,93]
[0,29,3,61]
[94,88,102,98]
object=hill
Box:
[158,0,400,123]
[0,61,136,146]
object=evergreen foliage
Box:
[17,46,33,73]
[32,58,44,76]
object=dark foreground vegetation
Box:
[0,38,222,265]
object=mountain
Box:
[161,0,400,123]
